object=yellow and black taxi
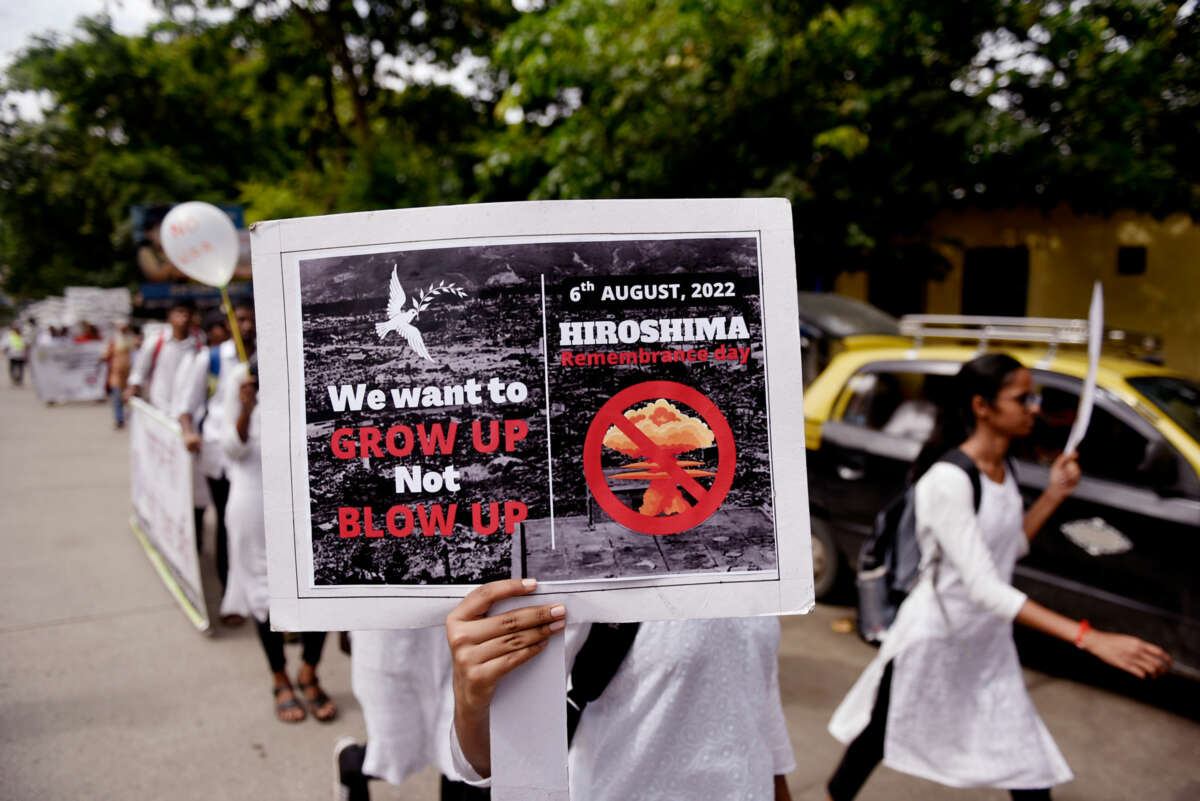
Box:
[804,314,1200,678]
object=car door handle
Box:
[837,464,865,481]
[1060,518,1133,556]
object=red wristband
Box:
[1074,619,1091,648]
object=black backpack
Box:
[856,449,1003,643]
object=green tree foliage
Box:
[479,0,1197,287]
[160,0,519,211]
[1,1,1195,300]
[0,7,499,297]
[1,17,260,295]
[966,1,1199,216]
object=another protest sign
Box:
[252,198,813,630]
[64,286,132,328]
[128,398,209,631]
[30,341,108,403]
[1065,282,1103,456]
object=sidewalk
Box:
[0,380,435,800]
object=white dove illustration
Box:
[375,266,433,361]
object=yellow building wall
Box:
[835,207,1200,376]
[834,270,869,302]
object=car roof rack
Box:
[898,314,1163,364]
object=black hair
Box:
[202,309,229,331]
[910,353,1025,482]
[169,298,196,312]
[232,297,255,312]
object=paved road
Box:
[1,379,1197,800]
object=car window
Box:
[1127,376,1200,443]
[1011,384,1156,487]
[837,370,947,442]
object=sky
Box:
[0,0,482,119]
[1,0,161,70]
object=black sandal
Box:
[273,685,306,723]
[297,679,337,723]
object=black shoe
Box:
[334,737,370,801]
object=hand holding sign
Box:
[160,201,248,362]
[446,578,567,779]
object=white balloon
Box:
[160,201,240,287]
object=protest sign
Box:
[1065,282,1103,456]
[23,296,67,328]
[64,286,132,327]
[128,398,209,631]
[252,199,813,630]
[30,341,107,403]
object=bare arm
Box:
[176,354,208,452]
[447,578,566,778]
[179,412,202,452]
[1015,599,1170,678]
[236,377,257,444]
[1022,451,1080,541]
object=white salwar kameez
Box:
[829,463,1074,790]
[452,617,796,801]
[350,628,455,786]
[217,362,269,622]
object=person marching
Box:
[125,299,202,412]
[333,627,456,801]
[219,354,337,724]
[824,353,1170,801]
[174,306,241,604]
[5,324,27,386]
[101,320,136,428]
[443,580,796,801]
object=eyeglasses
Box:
[1012,391,1042,410]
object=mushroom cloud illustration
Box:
[602,399,717,517]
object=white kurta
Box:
[217,362,269,622]
[174,340,241,480]
[351,628,456,786]
[168,347,214,507]
[128,333,201,414]
[452,617,796,800]
[829,462,1073,790]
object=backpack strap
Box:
[936,448,983,512]
[927,448,988,633]
[145,334,166,385]
[566,622,640,745]
[208,345,222,378]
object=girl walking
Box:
[825,353,1170,800]
[220,357,337,723]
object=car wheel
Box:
[811,517,841,600]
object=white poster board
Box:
[30,341,108,403]
[1065,282,1103,456]
[129,398,209,631]
[64,286,133,327]
[252,199,814,630]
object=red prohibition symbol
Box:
[583,381,736,536]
